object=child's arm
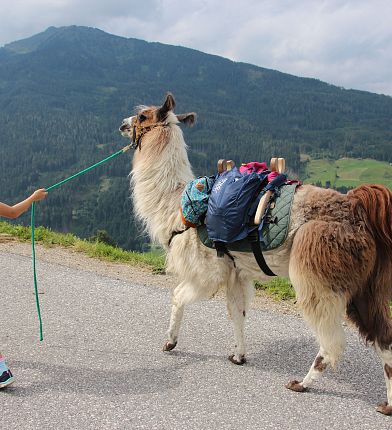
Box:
[0,189,48,219]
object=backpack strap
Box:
[248,175,287,275]
[250,241,276,276]
[214,241,236,266]
[248,229,277,276]
[168,226,190,247]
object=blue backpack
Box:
[206,167,268,243]
[206,167,287,276]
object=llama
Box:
[119,93,392,415]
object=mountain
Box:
[1,26,392,249]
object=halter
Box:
[131,121,167,150]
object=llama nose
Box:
[119,122,128,132]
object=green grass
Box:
[303,157,392,189]
[0,221,165,273]
[255,278,295,301]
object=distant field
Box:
[303,158,392,189]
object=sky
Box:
[1,0,391,96]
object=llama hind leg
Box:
[347,294,392,414]
[286,221,350,392]
[286,345,339,392]
[226,272,254,365]
[287,258,346,391]
[375,346,392,415]
[286,301,346,392]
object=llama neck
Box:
[131,124,194,246]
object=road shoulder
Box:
[0,235,298,316]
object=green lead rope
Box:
[31,145,131,341]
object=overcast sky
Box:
[1,0,391,96]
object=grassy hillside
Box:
[303,157,392,189]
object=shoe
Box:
[0,369,14,388]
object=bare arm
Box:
[0,189,48,219]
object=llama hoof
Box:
[163,341,177,352]
[285,380,308,392]
[228,354,246,365]
[376,402,392,415]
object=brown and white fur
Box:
[120,93,392,415]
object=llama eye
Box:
[139,114,146,122]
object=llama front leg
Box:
[163,302,184,351]
[163,280,214,352]
[226,273,252,365]
[163,282,187,352]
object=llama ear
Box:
[158,93,176,121]
[177,112,197,127]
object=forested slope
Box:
[1,26,391,249]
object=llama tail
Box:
[347,184,392,348]
[348,184,392,257]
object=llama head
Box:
[119,93,196,149]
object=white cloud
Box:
[0,0,391,95]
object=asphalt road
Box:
[0,249,391,430]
